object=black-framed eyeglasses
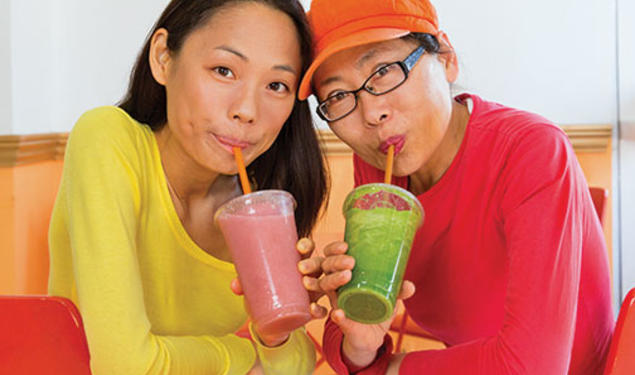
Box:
[316,46,426,122]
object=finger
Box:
[322,241,349,257]
[298,256,324,277]
[296,237,315,258]
[330,308,348,325]
[321,254,355,274]
[310,302,328,319]
[230,278,243,295]
[302,276,324,294]
[398,280,416,300]
[319,270,352,293]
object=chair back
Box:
[589,186,608,225]
[604,288,635,375]
[0,295,92,375]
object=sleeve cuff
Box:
[208,334,256,375]
[249,323,316,375]
[322,318,394,375]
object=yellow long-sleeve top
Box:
[48,106,316,375]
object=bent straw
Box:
[384,145,395,184]
[233,147,252,194]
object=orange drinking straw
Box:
[233,147,252,194]
[384,145,394,184]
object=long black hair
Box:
[119,0,328,237]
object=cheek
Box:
[263,99,295,132]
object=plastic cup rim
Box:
[343,182,424,219]
[213,189,297,224]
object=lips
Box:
[215,134,250,150]
[379,135,405,155]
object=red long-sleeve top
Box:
[323,94,614,375]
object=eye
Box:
[268,82,290,93]
[212,66,235,79]
[327,91,349,102]
[375,65,391,77]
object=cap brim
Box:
[298,28,410,100]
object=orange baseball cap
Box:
[298,0,440,100]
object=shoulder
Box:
[66,106,154,168]
[70,106,150,146]
[467,94,570,153]
[68,106,152,152]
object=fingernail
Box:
[297,238,310,252]
[302,276,311,288]
[298,260,309,273]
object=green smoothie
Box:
[337,183,423,324]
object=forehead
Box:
[314,38,412,87]
[182,2,302,67]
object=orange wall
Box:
[575,140,613,260]
[0,161,64,294]
[0,167,17,293]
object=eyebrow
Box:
[317,48,385,89]
[355,49,379,70]
[317,75,343,88]
[216,45,247,61]
[215,45,297,75]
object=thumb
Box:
[230,278,244,295]
[398,280,415,301]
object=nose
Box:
[358,91,391,127]
[229,84,258,125]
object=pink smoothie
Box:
[216,199,311,337]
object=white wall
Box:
[618,0,635,299]
[436,0,617,126]
[302,0,617,128]
[5,0,168,135]
[0,0,11,134]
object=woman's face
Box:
[313,37,458,177]
[151,2,302,174]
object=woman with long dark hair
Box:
[48,1,328,374]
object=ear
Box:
[436,31,459,83]
[149,28,171,86]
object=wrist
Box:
[251,324,290,348]
[342,336,380,370]
[259,333,290,348]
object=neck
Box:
[154,126,236,210]
[409,99,469,195]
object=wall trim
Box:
[0,125,613,167]
[0,133,68,167]
[320,124,613,155]
[560,124,612,152]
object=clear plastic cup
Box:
[337,183,424,324]
[214,190,311,336]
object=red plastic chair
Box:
[604,288,635,374]
[0,295,92,375]
[589,186,608,225]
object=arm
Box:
[328,126,591,374]
[250,325,316,375]
[316,242,414,375]
[397,126,589,374]
[60,108,255,375]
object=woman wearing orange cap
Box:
[48,1,328,374]
[298,0,614,374]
